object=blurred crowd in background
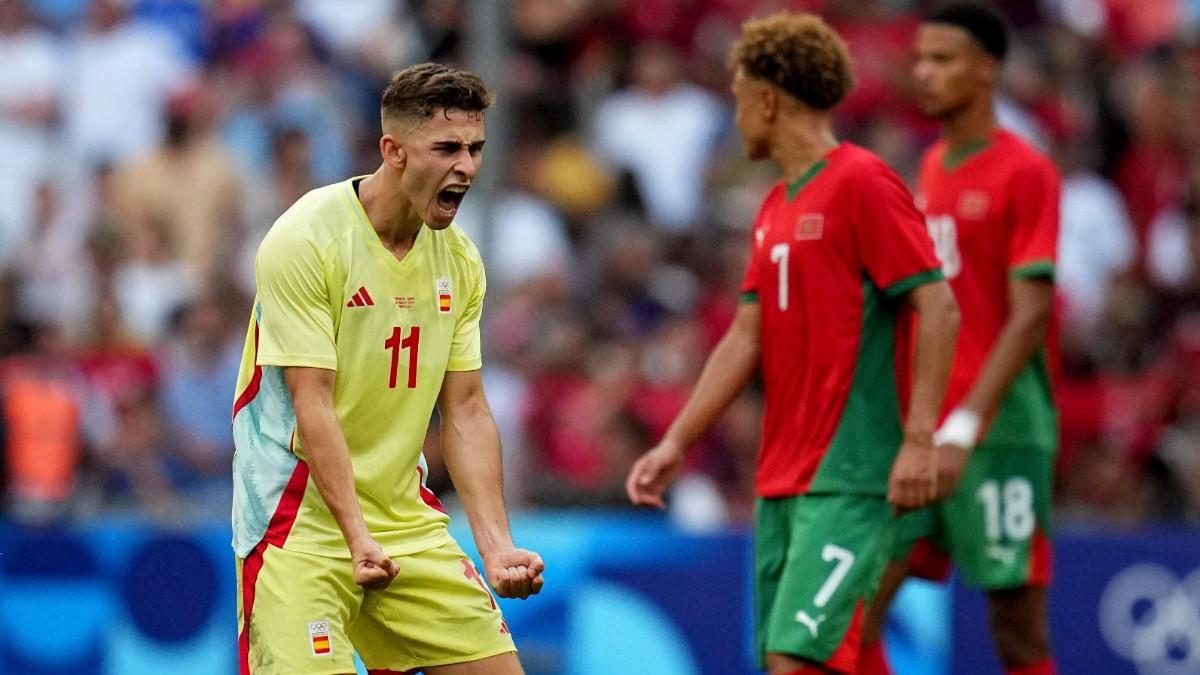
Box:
[1,0,1200,529]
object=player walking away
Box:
[625,14,960,675]
[232,63,544,675]
[857,5,1061,675]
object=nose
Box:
[454,148,480,180]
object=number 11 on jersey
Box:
[385,326,420,389]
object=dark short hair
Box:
[925,2,1010,60]
[380,63,493,124]
[730,12,855,111]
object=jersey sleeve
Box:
[854,164,945,297]
[1008,160,1060,280]
[254,228,338,370]
[447,254,486,372]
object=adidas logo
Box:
[346,286,374,307]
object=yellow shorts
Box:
[237,539,515,674]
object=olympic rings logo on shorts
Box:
[1098,563,1200,674]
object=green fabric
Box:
[754,494,895,668]
[740,291,760,304]
[883,267,945,298]
[1011,260,1056,281]
[809,279,904,496]
[984,350,1058,452]
[787,159,830,202]
[942,138,991,170]
[890,352,1058,588]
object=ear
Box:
[380,134,406,170]
[760,84,779,123]
[978,55,1000,86]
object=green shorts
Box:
[755,493,895,674]
[893,442,1053,589]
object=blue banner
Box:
[951,527,1200,675]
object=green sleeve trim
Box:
[739,291,759,304]
[883,268,945,298]
[1011,260,1055,281]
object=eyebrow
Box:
[432,140,486,149]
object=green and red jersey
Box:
[917,129,1060,451]
[741,143,943,498]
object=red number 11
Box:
[385,326,420,388]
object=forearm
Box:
[441,398,513,556]
[906,284,960,436]
[961,312,1048,418]
[291,396,372,550]
[662,317,759,449]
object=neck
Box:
[358,165,423,253]
[769,112,839,185]
[941,94,997,150]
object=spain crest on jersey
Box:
[436,278,453,313]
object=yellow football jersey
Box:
[231,178,485,559]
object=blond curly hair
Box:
[730,13,855,111]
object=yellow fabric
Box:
[240,541,514,673]
[233,177,486,558]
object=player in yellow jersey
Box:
[231,63,544,675]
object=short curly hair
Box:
[381,63,493,125]
[730,13,855,111]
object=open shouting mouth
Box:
[436,184,469,220]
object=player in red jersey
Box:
[857,5,1061,675]
[625,13,960,675]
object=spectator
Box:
[111,82,241,281]
[64,0,195,168]
[0,0,60,263]
[592,42,725,231]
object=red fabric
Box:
[857,639,893,675]
[917,129,1060,423]
[1006,658,1057,675]
[232,323,262,419]
[416,466,447,514]
[1114,142,1183,271]
[78,346,159,407]
[908,538,953,582]
[1027,525,1053,588]
[239,460,310,674]
[825,600,867,674]
[742,144,941,497]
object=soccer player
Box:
[231,63,544,675]
[625,14,960,675]
[857,5,1061,675]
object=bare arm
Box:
[438,369,544,599]
[904,281,961,437]
[285,366,397,588]
[959,278,1054,420]
[932,277,1052,497]
[889,281,960,509]
[626,301,761,508]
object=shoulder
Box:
[258,181,356,261]
[998,131,1059,182]
[837,145,910,195]
[838,144,901,181]
[437,223,485,271]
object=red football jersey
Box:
[742,143,943,498]
[917,129,1060,449]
